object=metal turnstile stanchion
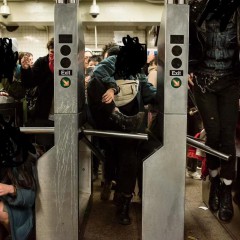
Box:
[142,1,189,239]
[35,1,88,239]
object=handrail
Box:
[20,127,55,134]
[20,127,231,160]
[83,129,148,140]
[20,127,148,140]
[187,135,231,161]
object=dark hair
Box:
[102,42,118,58]
[47,38,54,50]
[115,35,147,78]
[88,55,102,64]
[107,46,120,57]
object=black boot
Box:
[218,182,234,222]
[110,111,145,132]
[100,180,112,201]
[208,176,220,212]
[116,194,132,225]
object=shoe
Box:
[208,176,220,212]
[218,182,234,222]
[116,194,132,225]
[110,111,145,132]
[186,170,201,180]
[100,180,112,201]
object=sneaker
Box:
[186,170,202,180]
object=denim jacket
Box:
[189,0,240,75]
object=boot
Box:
[110,111,145,132]
[208,176,220,212]
[218,182,234,222]
[100,180,112,201]
[116,194,132,225]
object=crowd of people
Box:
[1,0,240,236]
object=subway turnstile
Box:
[35,1,91,239]
[142,2,189,240]
[35,1,190,239]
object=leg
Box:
[87,78,145,132]
[194,87,221,211]
[194,88,221,170]
[218,84,239,180]
[217,84,239,222]
[115,139,139,225]
[100,138,117,201]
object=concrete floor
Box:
[83,171,235,240]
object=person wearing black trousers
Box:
[188,0,240,222]
[87,35,157,225]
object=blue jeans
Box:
[194,83,239,180]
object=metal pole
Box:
[187,136,231,161]
[19,127,148,140]
[19,127,230,161]
[83,129,148,140]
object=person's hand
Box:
[0,183,15,196]
[21,55,32,69]
[85,76,91,87]
[0,91,9,97]
[102,89,115,104]
[188,73,195,89]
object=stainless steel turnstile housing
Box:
[142,3,189,240]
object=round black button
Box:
[171,58,182,69]
[60,57,71,68]
[60,45,71,56]
[172,45,182,56]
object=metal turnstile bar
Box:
[83,129,148,140]
[20,127,55,134]
[187,136,231,161]
[20,127,148,140]
[20,127,231,160]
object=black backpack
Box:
[0,114,35,168]
[0,38,18,83]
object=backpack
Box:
[0,38,18,83]
[0,114,36,168]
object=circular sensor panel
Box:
[172,45,182,56]
[60,45,71,56]
[171,58,182,69]
[60,57,71,68]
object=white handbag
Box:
[114,79,139,107]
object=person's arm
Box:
[148,70,157,88]
[93,55,118,91]
[0,183,35,208]
[93,55,119,104]
[139,75,157,105]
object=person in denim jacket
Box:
[188,0,240,222]
[87,35,156,225]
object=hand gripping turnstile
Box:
[142,1,189,239]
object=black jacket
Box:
[21,55,54,120]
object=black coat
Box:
[21,55,54,120]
